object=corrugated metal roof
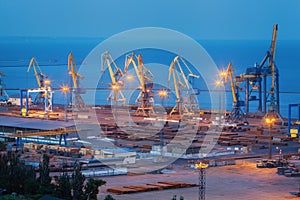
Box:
[0,116,75,130]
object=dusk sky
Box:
[0,0,299,40]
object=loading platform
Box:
[0,116,76,149]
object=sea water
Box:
[0,37,299,118]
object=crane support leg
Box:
[258,77,262,112]
[263,75,267,114]
[276,72,280,113]
[20,90,29,116]
[288,104,300,137]
[59,134,67,146]
[245,79,249,113]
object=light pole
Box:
[219,70,227,122]
[195,162,209,200]
[215,80,223,125]
[68,71,73,108]
[158,90,167,107]
[265,117,276,159]
[61,86,70,122]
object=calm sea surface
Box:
[0,37,299,118]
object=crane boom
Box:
[68,52,84,89]
[220,62,247,123]
[101,51,126,105]
[101,51,123,85]
[124,52,154,116]
[168,58,180,100]
[125,53,153,93]
[26,57,53,112]
[137,54,146,93]
[270,24,278,61]
[226,62,238,103]
[168,56,200,99]
[125,55,139,81]
[270,24,278,90]
[168,55,200,116]
[27,57,48,88]
[67,52,85,109]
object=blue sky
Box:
[0,0,299,40]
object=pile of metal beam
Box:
[107,181,197,195]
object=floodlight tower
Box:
[195,162,209,200]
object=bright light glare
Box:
[158,90,167,98]
[44,80,51,85]
[265,117,276,125]
[61,86,70,93]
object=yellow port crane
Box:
[263,24,283,124]
[267,24,279,113]
[27,57,50,89]
[124,53,154,116]
[68,52,85,109]
[27,57,53,111]
[168,55,200,117]
[220,62,247,123]
[101,51,126,106]
[269,24,278,93]
[239,24,280,116]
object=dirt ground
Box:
[98,160,300,200]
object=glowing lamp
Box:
[219,70,227,78]
[195,162,209,169]
[126,75,134,81]
[112,85,119,90]
[61,86,70,93]
[265,117,276,125]
[44,80,51,85]
[215,80,222,87]
[158,90,167,98]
